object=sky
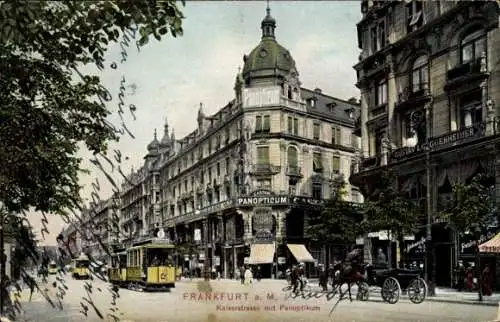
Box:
[30,1,362,246]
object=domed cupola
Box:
[242,4,299,87]
[147,129,160,153]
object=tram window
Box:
[76,260,89,268]
[147,248,174,266]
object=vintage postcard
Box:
[1,0,500,321]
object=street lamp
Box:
[474,225,483,301]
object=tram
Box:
[126,238,177,291]
[109,237,178,291]
[71,253,90,279]
[108,249,127,286]
[48,261,58,275]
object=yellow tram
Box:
[71,253,90,279]
[109,238,178,291]
[48,261,58,275]
[108,250,127,286]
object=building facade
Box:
[351,0,500,287]
[78,196,121,260]
[128,7,362,279]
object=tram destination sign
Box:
[237,195,289,206]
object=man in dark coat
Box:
[318,264,328,291]
[291,265,299,293]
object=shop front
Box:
[458,228,498,290]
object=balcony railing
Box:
[447,59,483,80]
[286,165,303,178]
[248,163,281,175]
[445,56,487,90]
[360,155,381,170]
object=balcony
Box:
[224,174,231,184]
[444,57,488,91]
[396,86,431,111]
[359,155,381,171]
[213,177,221,188]
[248,163,281,176]
[286,166,303,178]
[196,186,204,195]
[206,182,213,192]
[329,170,343,182]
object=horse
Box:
[331,249,367,302]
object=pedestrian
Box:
[244,266,253,286]
[256,266,261,281]
[291,265,299,293]
[482,264,493,296]
[240,266,245,285]
[319,264,328,291]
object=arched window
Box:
[287,146,298,169]
[461,28,486,64]
[411,55,428,92]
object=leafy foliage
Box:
[363,171,422,238]
[307,182,364,244]
[0,0,185,318]
[439,174,496,232]
[0,0,185,215]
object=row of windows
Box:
[166,120,244,179]
[256,146,342,172]
[367,1,425,56]
[257,114,348,146]
[370,26,487,107]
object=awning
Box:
[286,244,315,263]
[479,233,500,253]
[248,243,275,264]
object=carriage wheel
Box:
[381,277,401,304]
[407,277,427,304]
[356,281,369,301]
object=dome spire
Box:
[261,0,276,40]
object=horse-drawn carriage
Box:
[356,266,427,304]
[331,249,427,304]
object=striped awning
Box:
[479,233,500,253]
[286,244,315,263]
[248,243,275,264]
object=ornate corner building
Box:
[117,7,361,278]
[350,1,500,287]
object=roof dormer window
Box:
[308,97,317,108]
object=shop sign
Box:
[406,237,426,253]
[214,256,220,266]
[460,230,497,254]
[278,257,286,264]
[237,195,289,206]
[292,196,324,207]
[199,253,205,260]
[244,257,250,264]
[391,125,482,161]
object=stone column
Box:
[360,89,369,158]
[387,55,398,149]
[240,211,253,243]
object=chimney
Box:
[314,88,322,94]
[348,97,358,104]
